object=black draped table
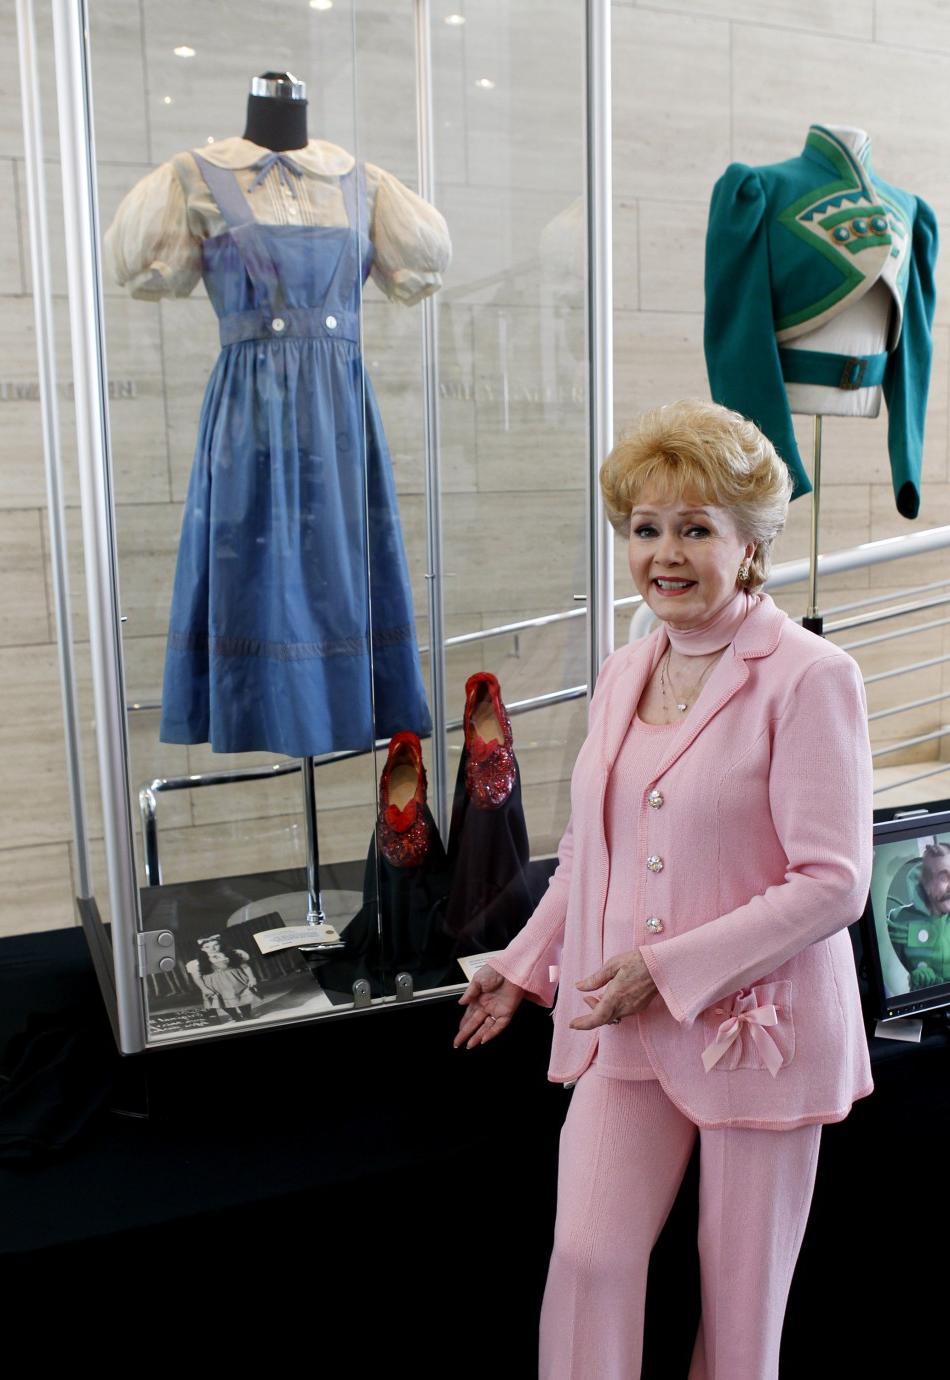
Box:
[1,924,946,1376]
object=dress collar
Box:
[193,135,355,177]
[801,123,875,186]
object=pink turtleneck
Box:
[665,588,759,656]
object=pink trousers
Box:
[539,1067,822,1379]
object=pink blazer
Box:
[489,592,875,1131]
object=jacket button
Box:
[646,854,663,873]
[646,916,664,933]
[647,789,663,809]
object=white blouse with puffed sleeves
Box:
[103,135,452,306]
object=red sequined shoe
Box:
[463,672,516,810]
[376,731,432,868]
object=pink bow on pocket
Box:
[701,998,785,1077]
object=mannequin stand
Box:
[802,415,825,638]
[296,753,346,952]
[302,753,327,926]
[223,757,350,952]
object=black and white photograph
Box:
[141,869,345,1038]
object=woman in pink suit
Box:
[454,398,874,1379]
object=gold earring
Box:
[738,562,750,582]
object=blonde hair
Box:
[599,398,793,591]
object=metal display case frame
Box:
[17,0,615,1053]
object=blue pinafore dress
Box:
[159,152,431,758]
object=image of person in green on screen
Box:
[887,841,950,991]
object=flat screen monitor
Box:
[862,801,950,1023]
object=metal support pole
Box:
[301,756,327,925]
[15,0,91,897]
[51,0,145,1052]
[414,0,449,839]
[586,0,615,694]
[803,415,824,637]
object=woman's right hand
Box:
[453,965,525,1050]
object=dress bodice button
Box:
[646,854,663,873]
[646,916,664,933]
[647,788,663,809]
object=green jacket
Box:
[705,125,938,518]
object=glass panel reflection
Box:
[95,4,402,1037]
[316,0,589,1000]
[87,0,586,1033]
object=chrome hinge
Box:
[352,979,372,1009]
[136,929,176,978]
[395,972,414,1002]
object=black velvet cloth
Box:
[317,804,458,996]
[1,925,949,1379]
[0,1010,118,1163]
[319,749,538,996]
[442,747,534,957]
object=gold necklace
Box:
[659,647,719,714]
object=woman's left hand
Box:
[569,950,660,1030]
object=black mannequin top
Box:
[242,91,308,152]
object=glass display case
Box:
[22,0,612,1051]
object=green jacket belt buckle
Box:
[839,356,868,390]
